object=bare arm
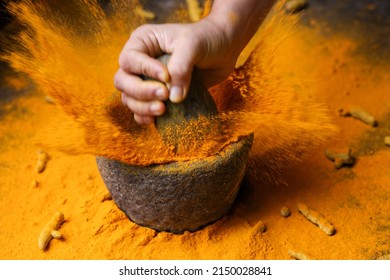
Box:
[208,0,276,58]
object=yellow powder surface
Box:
[0,1,389,259]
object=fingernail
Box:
[158,70,169,82]
[151,102,164,115]
[169,86,183,103]
[156,87,167,99]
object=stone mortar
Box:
[97,54,253,233]
[96,134,253,233]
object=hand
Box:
[114,18,238,125]
[114,0,275,125]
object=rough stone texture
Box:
[145,55,219,152]
[154,55,218,131]
[96,134,253,233]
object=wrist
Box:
[203,8,242,57]
[204,0,276,57]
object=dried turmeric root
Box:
[280,206,291,217]
[297,203,335,236]
[325,148,355,169]
[38,212,64,250]
[134,7,156,20]
[186,0,202,22]
[30,179,39,188]
[101,193,112,202]
[252,220,266,234]
[288,250,310,260]
[385,136,390,147]
[339,107,377,127]
[36,150,49,173]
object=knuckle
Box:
[128,82,153,101]
[118,51,134,71]
[125,99,138,113]
[118,52,127,70]
[131,82,150,100]
[129,24,154,44]
[113,72,122,91]
[134,115,145,125]
[170,65,190,82]
[128,99,149,115]
[120,92,127,105]
[131,87,143,100]
[174,65,189,78]
[134,114,153,125]
[140,62,149,76]
[131,25,145,37]
[168,58,191,79]
[132,24,153,35]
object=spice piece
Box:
[134,7,156,20]
[186,0,201,22]
[38,212,65,250]
[284,0,308,14]
[30,179,39,188]
[280,206,291,217]
[252,220,266,234]
[384,136,390,147]
[36,150,49,173]
[325,148,355,169]
[288,250,310,260]
[101,193,112,202]
[45,95,55,104]
[339,107,377,127]
[297,203,335,236]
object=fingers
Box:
[120,25,170,82]
[114,69,169,101]
[115,69,168,126]
[121,92,165,117]
[167,42,197,103]
[116,25,171,125]
[134,114,155,125]
[119,50,169,83]
[121,93,165,125]
[120,24,198,105]
[116,24,202,125]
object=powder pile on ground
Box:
[2,0,334,173]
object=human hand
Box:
[114,0,275,125]
[114,18,239,125]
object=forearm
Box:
[206,0,276,56]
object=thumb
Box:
[167,44,197,103]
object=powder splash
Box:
[2,0,335,175]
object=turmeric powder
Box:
[0,0,389,261]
